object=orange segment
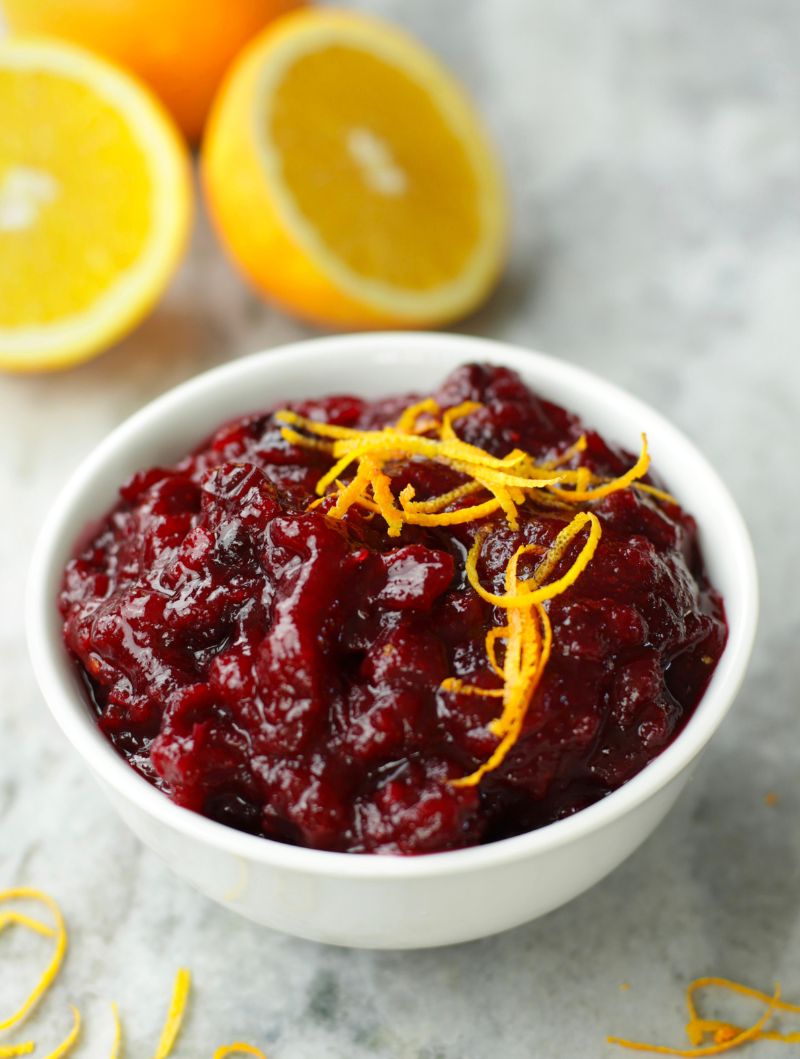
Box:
[0,39,192,372]
[202,10,508,329]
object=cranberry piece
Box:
[355,760,482,853]
[258,757,355,851]
[376,545,454,610]
[339,680,437,765]
[551,598,648,662]
[611,652,665,729]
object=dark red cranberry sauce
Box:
[59,364,726,854]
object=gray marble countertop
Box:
[2,0,798,1054]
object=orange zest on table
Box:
[9,890,792,1059]
[279,395,652,786]
[213,1046,269,1059]
[152,967,192,1059]
[0,888,66,1035]
[0,889,268,1057]
[610,977,800,1055]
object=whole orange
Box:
[2,0,306,141]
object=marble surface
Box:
[2,0,799,1054]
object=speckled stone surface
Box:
[2,0,798,1054]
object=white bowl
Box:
[27,333,757,949]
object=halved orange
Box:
[0,38,192,372]
[2,0,307,141]
[202,10,508,329]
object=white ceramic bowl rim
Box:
[27,333,758,881]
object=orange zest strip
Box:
[0,912,55,939]
[398,480,481,513]
[523,512,601,603]
[212,1046,269,1059]
[463,512,602,610]
[329,460,374,520]
[0,889,67,1032]
[0,1043,35,1057]
[398,494,503,527]
[371,460,404,537]
[609,978,799,1056]
[151,968,191,1059]
[341,490,498,526]
[543,434,588,468]
[635,482,678,505]
[548,434,650,502]
[439,678,504,699]
[440,400,482,440]
[447,511,598,786]
[394,397,440,434]
[41,1006,81,1059]
[484,625,508,679]
[109,1002,122,1059]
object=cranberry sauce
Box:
[59,364,726,854]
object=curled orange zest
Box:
[277,398,655,537]
[548,433,650,502]
[0,888,67,1033]
[277,402,565,535]
[609,977,800,1055]
[446,511,600,786]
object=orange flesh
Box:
[0,69,151,327]
[269,44,482,290]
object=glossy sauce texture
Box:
[60,365,726,854]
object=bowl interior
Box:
[26,332,758,878]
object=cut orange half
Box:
[0,38,192,372]
[2,0,307,141]
[202,10,508,329]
